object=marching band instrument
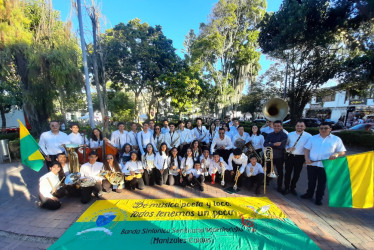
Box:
[47,176,65,195]
[125,173,142,181]
[220,162,225,186]
[233,169,240,190]
[65,172,81,186]
[100,170,124,187]
[65,144,80,173]
[80,177,97,187]
[265,147,277,178]
[243,141,262,165]
[170,132,180,148]
[262,98,289,122]
[78,146,91,164]
[97,141,118,162]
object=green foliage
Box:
[334,131,374,150]
[107,91,135,122]
[0,132,19,141]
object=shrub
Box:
[0,132,19,141]
[333,131,374,150]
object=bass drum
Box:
[77,147,91,164]
[97,141,118,162]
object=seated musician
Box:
[122,151,145,190]
[102,154,124,193]
[120,143,132,166]
[166,147,182,186]
[89,128,104,149]
[180,148,195,187]
[37,162,66,210]
[208,153,231,187]
[155,142,169,185]
[228,148,248,187]
[186,162,205,191]
[199,148,212,176]
[153,124,165,152]
[68,123,86,145]
[79,151,104,204]
[191,140,202,162]
[210,128,233,162]
[164,123,180,150]
[142,143,159,186]
[239,155,264,195]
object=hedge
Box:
[0,132,19,141]
[333,131,374,150]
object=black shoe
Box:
[315,200,322,206]
[282,189,290,195]
[277,187,283,193]
[290,189,297,195]
[300,193,312,199]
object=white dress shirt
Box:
[110,130,128,149]
[286,131,312,155]
[137,130,155,154]
[210,135,233,154]
[250,134,265,151]
[304,134,346,168]
[39,131,69,155]
[181,156,194,171]
[209,158,228,175]
[240,162,264,177]
[228,153,247,170]
[156,152,168,170]
[79,162,104,181]
[178,129,193,145]
[167,156,180,176]
[122,161,143,175]
[209,130,217,143]
[153,133,165,151]
[200,155,212,170]
[39,171,60,199]
[68,133,85,145]
[165,131,180,149]
[232,132,251,148]
[187,168,204,178]
[192,126,209,143]
[61,163,70,176]
[127,131,138,148]
[161,127,170,134]
[89,139,103,148]
[142,153,157,171]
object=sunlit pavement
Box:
[0,147,373,249]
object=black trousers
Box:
[188,175,205,191]
[178,144,189,158]
[39,187,66,210]
[80,182,102,204]
[284,154,305,190]
[125,176,145,190]
[241,173,265,189]
[216,149,232,163]
[306,165,327,201]
[274,157,285,189]
[230,161,244,186]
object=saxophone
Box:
[170,132,180,148]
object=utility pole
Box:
[283,54,289,100]
[77,0,95,128]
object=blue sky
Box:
[53,0,283,78]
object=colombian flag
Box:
[323,151,374,208]
[18,120,45,172]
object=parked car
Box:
[348,123,374,132]
[300,118,321,127]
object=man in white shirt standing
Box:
[137,122,156,155]
[283,121,312,195]
[39,121,70,169]
[192,118,209,147]
[165,123,180,150]
[229,118,240,137]
[301,122,346,205]
[178,120,192,157]
[232,125,250,149]
[161,120,170,134]
[127,122,139,151]
[110,122,128,150]
[211,128,233,162]
[67,123,85,145]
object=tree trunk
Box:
[134,92,140,123]
[0,104,6,132]
[58,89,68,127]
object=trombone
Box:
[263,147,277,194]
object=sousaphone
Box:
[262,98,289,121]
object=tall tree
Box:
[189,0,266,117]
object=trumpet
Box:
[220,162,225,186]
[233,169,240,190]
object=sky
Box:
[53,0,283,78]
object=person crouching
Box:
[239,155,264,195]
[186,162,205,191]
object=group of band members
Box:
[37,117,345,210]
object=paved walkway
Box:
[0,147,373,249]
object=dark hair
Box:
[130,151,139,161]
[153,125,162,139]
[320,122,332,128]
[296,120,305,125]
[89,151,98,157]
[143,121,149,126]
[117,122,125,127]
[249,155,258,160]
[219,127,225,132]
[186,121,192,128]
[178,120,184,126]
[159,142,169,156]
[194,161,201,166]
[169,123,175,127]
[144,143,156,157]
[163,119,168,123]
[57,153,66,158]
[195,118,202,122]
[183,147,193,159]
[149,119,155,123]
[233,148,242,156]
[237,125,244,129]
[70,123,79,128]
[213,152,220,157]
[121,143,133,154]
[249,125,261,136]
[273,120,282,125]
[50,161,62,169]
[209,122,216,134]
[223,123,230,131]
[232,118,239,121]
[91,128,103,141]
[104,154,121,172]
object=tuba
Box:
[262,98,289,122]
[65,145,80,173]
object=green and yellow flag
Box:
[18,120,45,172]
[323,151,374,208]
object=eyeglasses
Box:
[107,158,113,160]
[319,127,330,130]
[155,128,160,130]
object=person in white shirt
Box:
[37,162,66,210]
[155,142,170,185]
[102,154,124,193]
[141,143,159,186]
[249,125,265,155]
[178,121,193,157]
[229,118,240,137]
[301,122,346,206]
[209,123,218,145]
[191,140,203,162]
[126,123,139,151]
[192,118,209,146]
[211,128,233,162]
[221,123,234,142]
[120,143,133,167]
[149,119,155,135]
[137,122,156,155]
[39,121,70,169]
[89,128,104,149]
[67,123,86,145]
[110,122,129,150]
[239,155,264,195]
[152,125,164,152]
[209,153,231,187]
[180,148,195,187]
[166,147,182,186]
[56,153,70,177]
[228,148,248,186]
[224,116,231,126]
[232,126,250,149]
[122,151,145,190]
[186,121,193,131]
[187,162,205,191]
[284,121,312,195]
[79,151,104,203]
[200,149,212,177]
[260,120,274,140]
[161,120,170,134]
[165,123,180,150]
